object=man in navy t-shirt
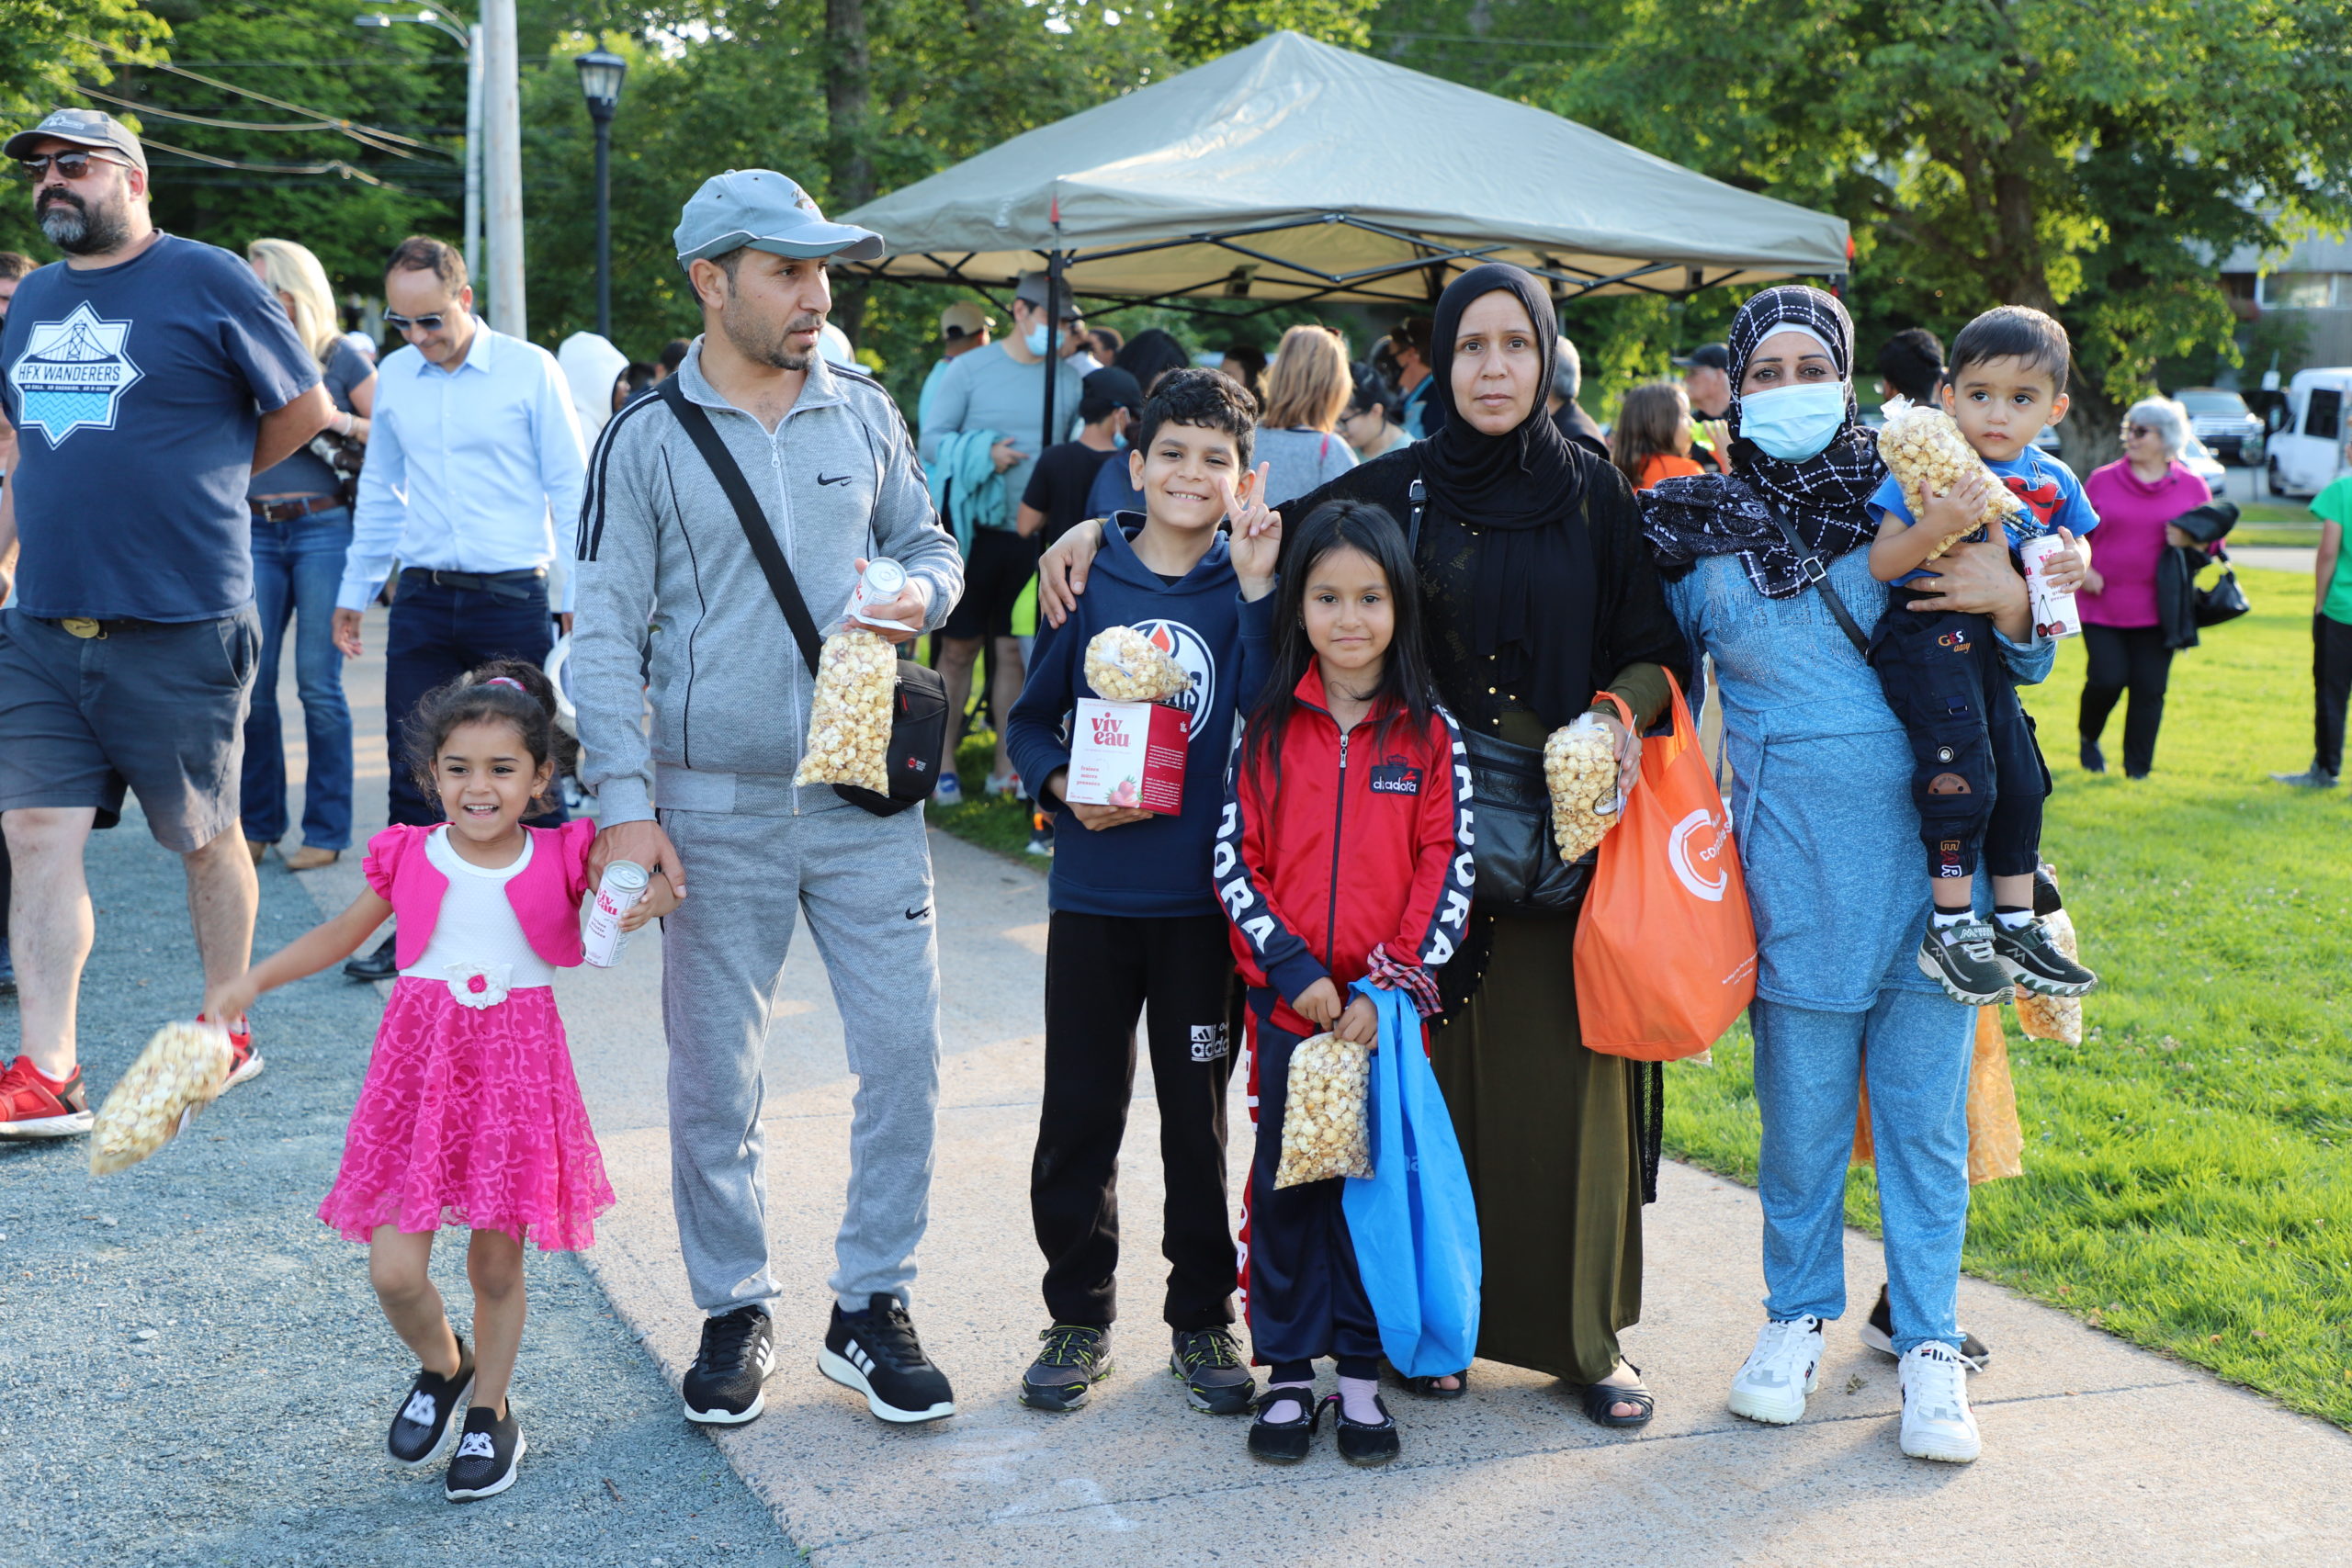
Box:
[0,109,330,1141]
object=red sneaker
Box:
[198,1015,266,1090]
[0,1056,95,1139]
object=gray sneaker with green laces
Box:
[1917,920,2015,1006]
[1170,1326,1256,1415]
[1990,917,2098,997]
[1020,1324,1112,1413]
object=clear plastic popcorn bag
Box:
[1544,713,1623,863]
[1084,626,1193,704]
[90,1020,232,1176]
[1878,398,2024,559]
[2016,907,2086,1045]
[793,627,898,795]
[1274,1031,1374,1189]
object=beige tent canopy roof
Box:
[840,30,1849,310]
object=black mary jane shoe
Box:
[1575,1363,1656,1429]
[1398,1366,1469,1401]
[1324,1392,1402,1467]
[1246,1387,1321,1464]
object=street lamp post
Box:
[574,48,627,341]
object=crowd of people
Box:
[2,107,2346,1509]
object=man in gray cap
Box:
[570,169,965,1429]
[0,109,330,1138]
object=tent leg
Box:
[1042,248,1065,449]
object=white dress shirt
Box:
[338,317,589,613]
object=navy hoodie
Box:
[1006,513,1273,919]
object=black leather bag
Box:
[1460,726,1593,916]
[660,379,948,817]
[2194,547,2251,628]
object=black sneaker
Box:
[820,1294,956,1424]
[443,1404,526,1502]
[1019,1324,1113,1413]
[344,931,398,982]
[683,1304,775,1426]
[1170,1325,1255,1415]
[2079,739,2106,773]
[388,1338,476,1466]
[1990,917,2098,998]
[1917,920,2014,1006]
[1861,1284,1990,1371]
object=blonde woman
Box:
[1253,324,1357,507]
[243,238,376,870]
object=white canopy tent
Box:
[841,30,1850,313]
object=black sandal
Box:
[1400,1367,1470,1401]
[1246,1386,1321,1463]
[1576,1362,1655,1429]
[1323,1392,1402,1467]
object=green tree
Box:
[0,0,167,256]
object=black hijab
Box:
[1416,264,1596,725]
[1639,285,1886,599]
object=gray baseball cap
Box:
[673,170,883,266]
[6,108,147,174]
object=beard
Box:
[721,306,822,372]
[38,186,131,255]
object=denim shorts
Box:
[0,604,262,852]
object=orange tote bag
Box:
[1575,671,1758,1061]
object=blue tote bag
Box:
[1340,982,1481,1378]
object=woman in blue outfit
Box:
[1637,287,2083,1467]
[242,239,374,871]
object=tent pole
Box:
[1042,247,1065,454]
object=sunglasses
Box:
[2124,424,2156,439]
[383,310,458,333]
[19,150,130,180]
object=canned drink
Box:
[582,860,650,968]
[846,556,909,628]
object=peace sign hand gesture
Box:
[1221,461,1282,603]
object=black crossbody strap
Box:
[1757,496,1871,656]
[660,378,824,675]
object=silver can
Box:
[582,860,650,968]
[845,556,909,627]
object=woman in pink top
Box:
[2079,398,2211,778]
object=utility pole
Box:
[465,21,484,286]
[482,0,526,336]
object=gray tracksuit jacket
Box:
[570,343,964,823]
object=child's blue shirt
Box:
[1870,446,2098,587]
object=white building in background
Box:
[2219,231,2352,375]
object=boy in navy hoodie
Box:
[1005,368,1281,1416]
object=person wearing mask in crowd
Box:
[0,247,30,996]
[1038,265,1685,1428]
[2272,429,2352,788]
[1640,287,2081,1464]
[1611,381,1705,491]
[1219,343,1267,405]
[334,236,588,982]
[0,109,332,1137]
[921,271,1086,805]
[243,238,376,874]
[1387,316,1436,439]
[1085,329,1194,520]
[2079,397,2211,779]
[1088,324,1124,367]
[1336,367,1410,462]
[1547,333,1609,458]
[917,301,992,430]
[1874,327,1945,407]
[1252,324,1357,507]
[1679,341,1734,472]
[571,168,966,1428]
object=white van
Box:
[2267,367,2352,498]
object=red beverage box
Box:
[1066,697,1189,815]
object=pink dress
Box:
[319,820,615,1251]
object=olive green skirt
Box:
[1430,911,1643,1383]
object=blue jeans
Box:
[241,505,356,849]
[383,573,562,828]
[1748,989,1973,1355]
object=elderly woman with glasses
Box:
[2078,397,2213,777]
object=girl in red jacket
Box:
[1215,498,1475,1465]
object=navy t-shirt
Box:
[2,234,320,621]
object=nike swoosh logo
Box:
[905,905,931,920]
[817,473,853,486]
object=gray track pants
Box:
[659,803,942,1315]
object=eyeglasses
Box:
[18,150,130,181]
[383,310,458,333]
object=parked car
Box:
[2267,367,2352,499]
[2178,430,2227,493]
[2175,388,2266,465]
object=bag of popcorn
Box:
[1544,713,1622,862]
[2015,907,2086,1045]
[1084,626,1192,704]
[90,1020,232,1176]
[1274,1031,1374,1189]
[793,628,898,795]
[1877,398,2024,560]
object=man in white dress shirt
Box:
[333,235,587,979]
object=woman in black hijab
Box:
[1034,264,1687,1423]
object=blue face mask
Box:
[1738,381,1849,460]
[1024,322,1051,356]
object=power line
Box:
[136,132,403,188]
[79,34,451,159]
[78,84,360,138]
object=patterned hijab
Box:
[1639,285,1885,598]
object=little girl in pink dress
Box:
[209,660,672,1504]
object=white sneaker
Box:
[1727,1315,1823,1426]
[1898,1341,1981,1463]
[933,773,965,807]
[986,771,1023,797]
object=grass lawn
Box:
[928,729,1042,862]
[1664,565,2352,1428]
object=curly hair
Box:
[1134,366,1258,468]
[401,659,575,818]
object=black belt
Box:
[39,615,172,639]
[399,567,548,595]
[250,494,345,523]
